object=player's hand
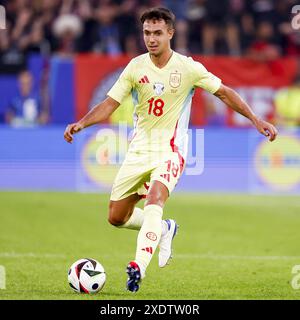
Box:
[64,123,83,143]
[252,117,278,142]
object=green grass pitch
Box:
[0,191,300,300]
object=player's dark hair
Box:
[140,7,175,29]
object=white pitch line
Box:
[0,252,299,261]
[0,252,66,258]
[175,254,300,261]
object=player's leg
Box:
[126,153,182,291]
[108,193,143,229]
[109,191,173,235]
[108,158,173,234]
[151,153,182,268]
[134,180,169,269]
[108,149,151,231]
[127,180,172,292]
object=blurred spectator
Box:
[163,0,189,55]
[75,0,97,52]
[245,0,275,23]
[239,13,255,54]
[285,29,300,57]
[185,0,206,53]
[274,73,300,127]
[52,14,83,56]
[38,0,61,53]
[5,70,48,127]
[116,0,139,55]
[276,1,300,57]
[0,22,26,73]
[25,19,50,56]
[246,21,281,62]
[92,2,122,55]
[201,0,241,55]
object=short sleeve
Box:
[189,58,222,94]
[107,60,135,103]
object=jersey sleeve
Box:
[188,58,222,94]
[107,60,135,103]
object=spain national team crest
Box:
[169,72,181,88]
[153,82,165,96]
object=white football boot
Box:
[158,219,178,268]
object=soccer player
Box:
[64,7,278,292]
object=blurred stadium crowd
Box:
[1,0,300,64]
[0,0,300,127]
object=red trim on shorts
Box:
[139,183,149,199]
[170,120,185,173]
[144,182,149,190]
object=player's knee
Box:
[108,202,126,226]
[108,215,124,227]
[145,181,169,207]
[145,192,164,207]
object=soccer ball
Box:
[68,258,106,293]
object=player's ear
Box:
[168,27,175,40]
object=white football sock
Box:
[117,207,144,230]
[118,207,168,236]
[134,204,163,277]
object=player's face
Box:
[143,19,174,56]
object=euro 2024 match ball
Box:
[68,258,106,293]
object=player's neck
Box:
[149,49,173,69]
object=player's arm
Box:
[214,84,278,142]
[64,96,120,143]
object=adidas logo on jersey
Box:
[139,75,150,84]
[141,247,153,254]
